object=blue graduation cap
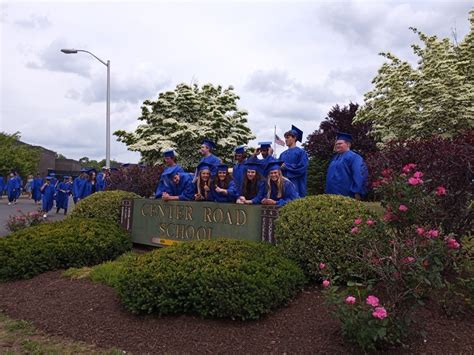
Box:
[80,168,88,173]
[196,162,212,173]
[45,176,52,180]
[217,164,229,173]
[285,125,303,143]
[63,176,70,180]
[243,160,263,172]
[336,132,353,143]
[265,160,284,176]
[234,145,246,154]
[162,165,182,177]
[48,172,56,176]
[163,148,176,158]
[202,139,217,150]
[258,141,272,150]
[87,168,97,174]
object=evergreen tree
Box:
[115,83,255,169]
[355,10,474,142]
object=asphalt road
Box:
[0,195,74,237]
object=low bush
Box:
[117,239,306,320]
[275,194,376,283]
[0,218,131,282]
[69,190,139,224]
[107,165,164,198]
[6,209,45,232]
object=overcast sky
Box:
[0,0,472,163]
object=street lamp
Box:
[60,48,111,168]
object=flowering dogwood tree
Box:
[115,83,255,170]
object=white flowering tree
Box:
[354,10,474,143]
[115,83,255,169]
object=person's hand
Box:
[194,193,202,201]
[236,199,244,204]
[262,198,276,205]
[215,186,224,194]
[203,185,210,192]
[244,199,253,205]
[162,192,170,201]
[254,148,260,156]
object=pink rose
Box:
[408,177,423,186]
[345,296,356,305]
[372,307,388,320]
[412,171,424,179]
[402,163,416,173]
[354,218,362,225]
[351,227,359,234]
[366,295,380,307]
[399,204,408,212]
[402,256,415,264]
[366,219,375,226]
[435,186,446,196]
[319,262,326,270]
[416,227,425,236]
[427,229,439,238]
[446,238,460,249]
[381,169,393,178]
[322,280,330,287]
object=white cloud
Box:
[15,14,51,29]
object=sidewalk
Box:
[0,195,74,237]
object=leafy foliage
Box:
[115,83,255,169]
[0,218,131,282]
[6,209,45,232]
[355,11,474,142]
[69,190,139,224]
[366,131,473,236]
[0,132,40,177]
[105,165,163,198]
[275,195,376,282]
[117,239,306,320]
[303,103,378,195]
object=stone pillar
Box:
[261,205,280,244]
[120,199,134,231]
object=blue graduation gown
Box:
[232,161,247,191]
[325,150,368,198]
[6,177,20,202]
[96,173,106,192]
[155,165,185,198]
[32,178,43,202]
[237,180,266,204]
[72,177,87,203]
[279,147,308,197]
[41,184,55,212]
[199,154,221,176]
[56,182,71,209]
[211,181,238,203]
[267,179,299,206]
[246,155,276,177]
[15,176,22,199]
[166,173,195,201]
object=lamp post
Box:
[61,49,111,168]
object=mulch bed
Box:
[0,271,472,354]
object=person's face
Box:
[164,156,174,166]
[234,153,244,163]
[218,171,227,181]
[269,170,280,181]
[335,139,350,153]
[260,148,269,158]
[172,173,180,185]
[9,173,14,178]
[200,170,210,181]
[246,169,256,180]
[284,134,296,147]
[200,144,210,156]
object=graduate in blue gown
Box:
[32,173,43,204]
[325,132,368,199]
[247,141,276,177]
[41,177,55,217]
[236,161,266,205]
[6,172,20,205]
[56,176,72,214]
[157,165,195,201]
[194,162,214,201]
[155,149,185,198]
[279,126,309,197]
[14,172,22,200]
[198,139,221,176]
[232,145,247,191]
[262,160,299,206]
[96,167,109,192]
[212,164,238,203]
[73,169,88,203]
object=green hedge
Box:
[117,239,306,320]
[275,194,376,283]
[69,190,139,224]
[0,218,132,282]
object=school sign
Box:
[120,199,280,247]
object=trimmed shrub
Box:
[107,165,164,198]
[366,131,473,236]
[0,218,131,282]
[275,194,376,283]
[69,190,139,224]
[117,239,306,320]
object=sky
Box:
[0,0,472,163]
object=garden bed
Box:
[0,271,472,354]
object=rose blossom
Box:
[319,262,326,270]
[446,238,460,249]
[366,295,380,307]
[372,307,388,320]
[408,177,423,186]
[351,227,359,234]
[435,186,447,196]
[427,229,439,238]
[322,280,330,287]
[399,204,408,212]
[381,169,393,178]
[345,296,356,305]
[402,163,417,173]
[354,218,363,225]
[413,171,424,179]
[416,227,425,236]
[366,219,375,226]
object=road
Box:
[0,195,74,237]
